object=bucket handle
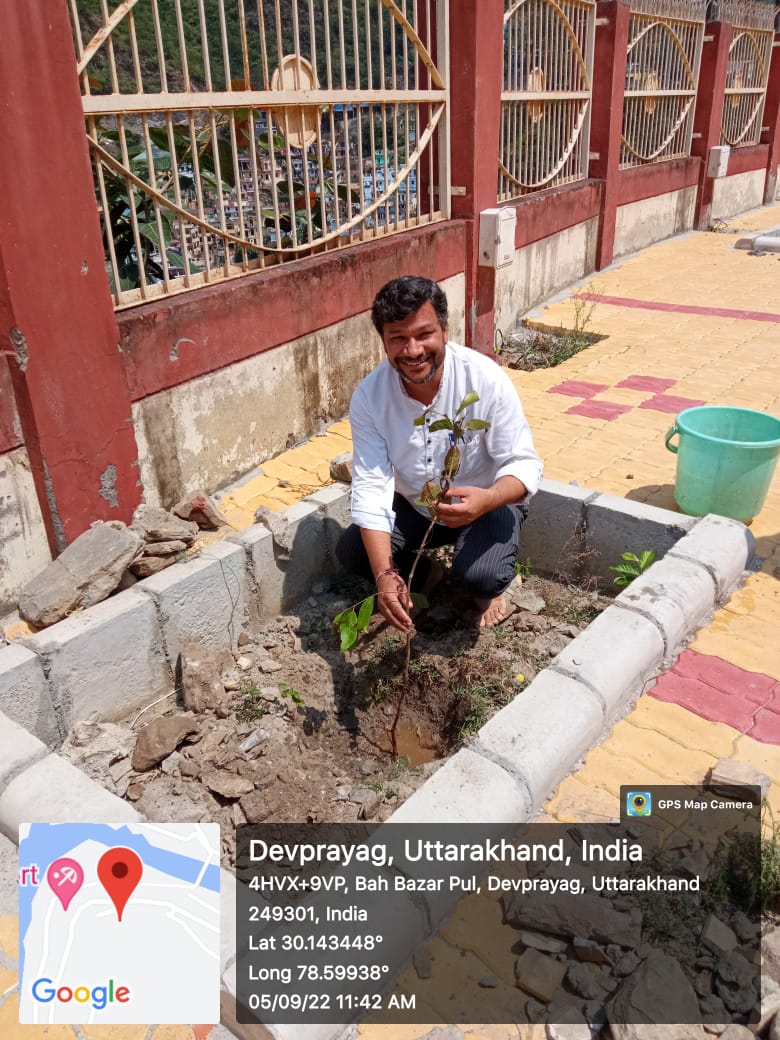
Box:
[665,423,679,454]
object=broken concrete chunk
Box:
[329,453,353,483]
[130,555,177,578]
[201,770,254,799]
[503,891,641,948]
[700,914,738,956]
[131,715,199,771]
[172,492,227,530]
[708,758,769,799]
[253,506,294,558]
[19,522,144,626]
[180,640,229,715]
[139,539,188,557]
[606,950,706,1039]
[514,948,567,1003]
[131,504,198,545]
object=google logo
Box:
[32,977,130,1010]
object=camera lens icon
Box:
[626,791,652,817]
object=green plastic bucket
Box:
[665,405,780,523]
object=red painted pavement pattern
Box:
[651,649,780,743]
[617,376,677,393]
[566,400,634,421]
[548,380,609,398]
[639,393,707,414]
[580,293,780,324]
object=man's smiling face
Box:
[382,301,447,387]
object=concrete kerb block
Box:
[666,514,755,600]
[0,753,141,843]
[583,494,696,584]
[474,670,605,807]
[231,501,328,619]
[616,554,717,655]
[0,711,49,792]
[138,540,248,661]
[521,480,595,578]
[389,747,533,824]
[304,483,351,565]
[22,589,172,731]
[552,605,665,721]
[0,642,60,746]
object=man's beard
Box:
[397,354,443,386]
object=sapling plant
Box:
[334,391,491,754]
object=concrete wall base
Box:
[613,185,697,258]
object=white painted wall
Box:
[0,448,52,615]
[614,185,697,258]
[134,273,466,507]
[711,168,765,220]
[494,219,599,335]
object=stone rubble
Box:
[18,522,144,626]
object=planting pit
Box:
[61,569,610,866]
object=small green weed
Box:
[279,682,305,706]
[709,800,780,915]
[456,680,506,740]
[515,556,532,580]
[236,684,265,722]
[610,549,655,587]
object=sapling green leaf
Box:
[455,391,480,415]
[428,418,453,432]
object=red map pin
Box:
[97,847,143,922]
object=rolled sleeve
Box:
[489,375,543,498]
[349,386,397,533]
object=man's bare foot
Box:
[474,593,511,627]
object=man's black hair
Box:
[371,275,448,335]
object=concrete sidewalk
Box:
[1,203,779,1039]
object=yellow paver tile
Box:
[575,744,678,796]
[264,486,313,507]
[464,1027,547,1040]
[691,621,780,681]
[731,735,780,787]
[146,1027,196,1040]
[626,698,737,758]
[3,619,36,643]
[358,1015,442,1039]
[242,494,286,513]
[281,444,336,472]
[222,475,279,506]
[82,1026,154,1040]
[0,994,76,1038]
[0,966,17,997]
[393,937,524,1024]
[438,891,516,986]
[327,419,352,437]
[545,776,620,823]
[602,721,719,783]
[256,458,312,483]
[0,915,19,960]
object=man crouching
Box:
[336,275,542,631]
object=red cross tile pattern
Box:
[544,374,708,423]
[566,400,634,421]
[650,649,780,743]
[548,380,609,398]
[639,393,708,414]
[617,376,677,393]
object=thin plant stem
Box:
[390,514,437,756]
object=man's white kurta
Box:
[349,342,543,533]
